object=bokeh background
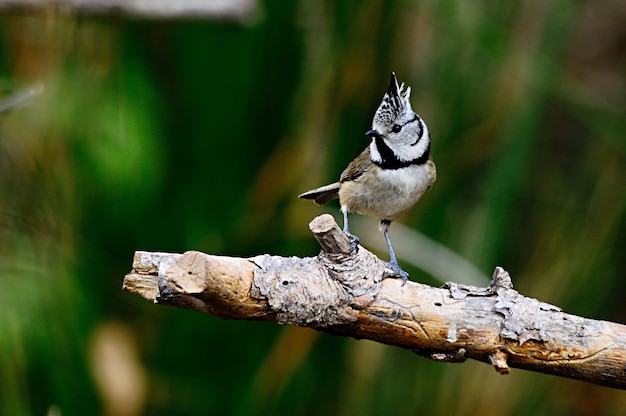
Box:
[1,1,625,415]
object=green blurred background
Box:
[1,1,625,415]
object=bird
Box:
[299,72,436,282]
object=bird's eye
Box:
[391,124,402,133]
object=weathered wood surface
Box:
[123,214,626,390]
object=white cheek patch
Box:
[411,120,427,146]
[386,132,429,162]
[369,139,382,163]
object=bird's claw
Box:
[344,231,360,251]
[382,261,410,285]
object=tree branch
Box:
[122,214,626,390]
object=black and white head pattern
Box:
[373,72,413,128]
[369,72,430,168]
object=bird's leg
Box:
[341,207,359,249]
[379,220,409,282]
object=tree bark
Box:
[122,214,626,390]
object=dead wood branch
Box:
[122,214,626,390]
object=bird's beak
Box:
[365,129,381,138]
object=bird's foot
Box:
[343,231,360,251]
[382,261,410,284]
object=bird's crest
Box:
[373,72,413,127]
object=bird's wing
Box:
[340,147,371,183]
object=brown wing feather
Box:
[340,147,371,183]
[300,147,371,206]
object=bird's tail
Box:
[298,183,340,206]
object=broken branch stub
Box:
[122,214,626,390]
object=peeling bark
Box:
[122,214,626,390]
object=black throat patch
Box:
[372,137,430,170]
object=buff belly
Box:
[338,162,435,221]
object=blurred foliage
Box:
[1,0,625,415]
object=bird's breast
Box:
[338,162,435,220]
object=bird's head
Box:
[367,72,430,163]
